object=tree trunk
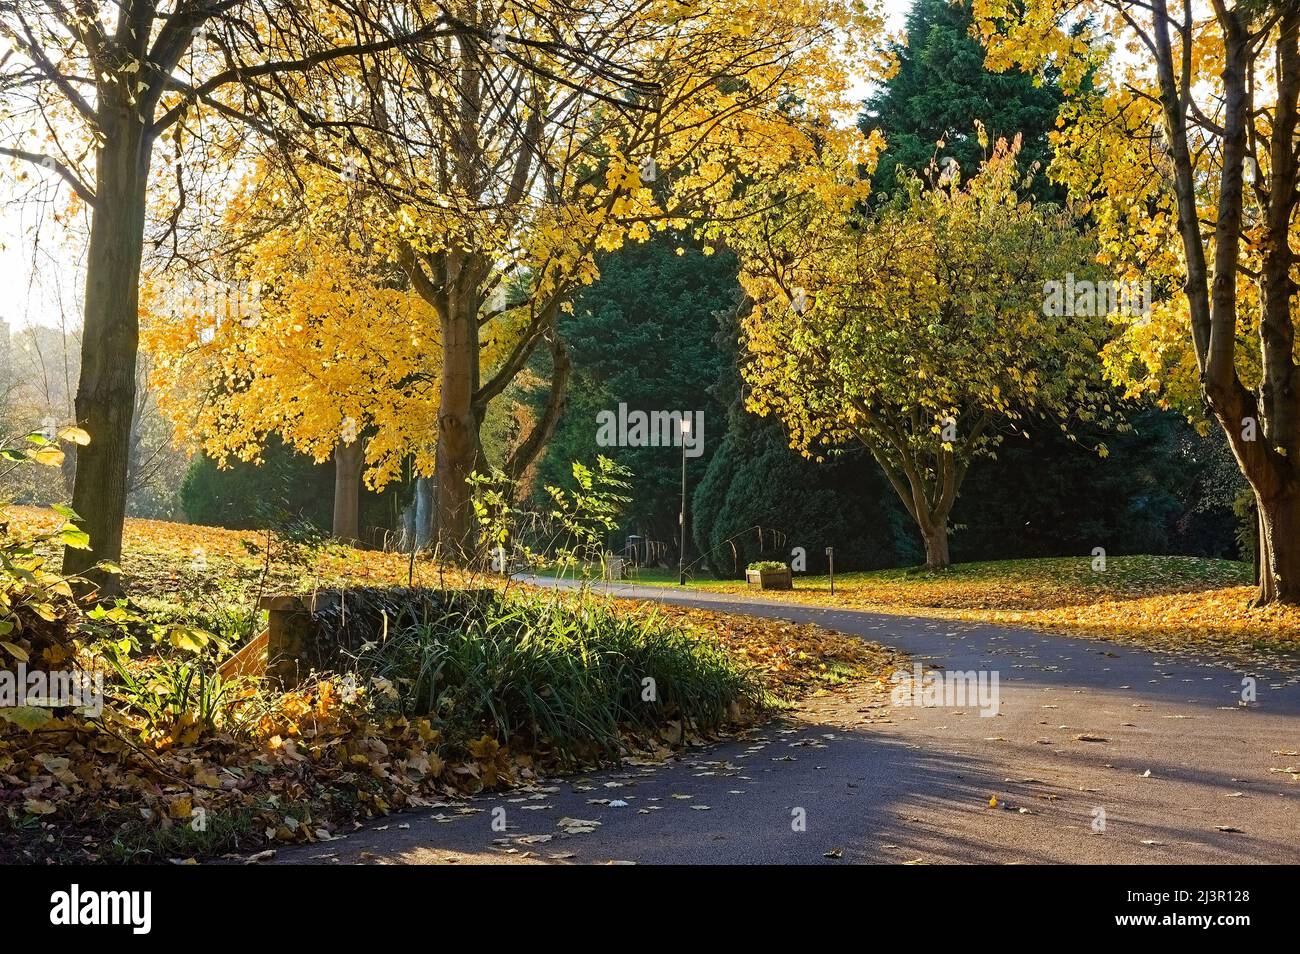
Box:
[63,110,151,596]
[1253,502,1263,588]
[414,476,434,549]
[504,332,571,485]
[434,293,481,561]
[332,440,364,545]
[920,520,951,571]
[1154,6,1300,608]
[1255,487,1300,605]
[868,450,960,573]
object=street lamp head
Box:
[680,417,692,435]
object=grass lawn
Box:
[603,555,1300,667]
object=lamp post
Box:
[679,417,691,586]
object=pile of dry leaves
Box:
[0,673,740,863]
[622,602,903,698]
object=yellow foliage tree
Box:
[975,0,1300,604]
[0,0,456,590]
[293,0,885,558]
[732,139,1113,567]
[144,163,440,543]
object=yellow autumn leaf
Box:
[0,640,29,662]
[57,425,91,446]
[31,446,65,467]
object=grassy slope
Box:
[7,506,895,700]
[21,503,1286,665]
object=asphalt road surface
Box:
[276,579,1300,865]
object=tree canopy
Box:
[733,138,1115,567]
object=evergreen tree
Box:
[861,0,1063,200]
[534,238,735,557]
[952,412,1242,562]
[692,419,914,578]
[692,297,916,577]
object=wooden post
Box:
[260,594,314,690]
[256,588,491,688]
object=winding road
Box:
[277,580,1300,865]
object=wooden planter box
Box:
[746,566,792,590]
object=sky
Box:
[0,0,911,333]
[0,186,88,334]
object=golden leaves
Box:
[651,555,1298,668]
[142,161,442,491]
[731,138,1109,477]
[618,602,902,698]
[2,501,914,861]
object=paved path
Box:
[277,580,1300,864]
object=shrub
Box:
[358,591,762,764]
[693,420,913,578]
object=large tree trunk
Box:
[1253,486,1300,605]
[433,286,482,561]
[63,109,151,596]
[1151,3,1300,606]
[919,516,951,571]
[867,447,961,573]
[332,440,364,545]
[1249,10,1300,605]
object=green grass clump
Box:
[361,592,762,763]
